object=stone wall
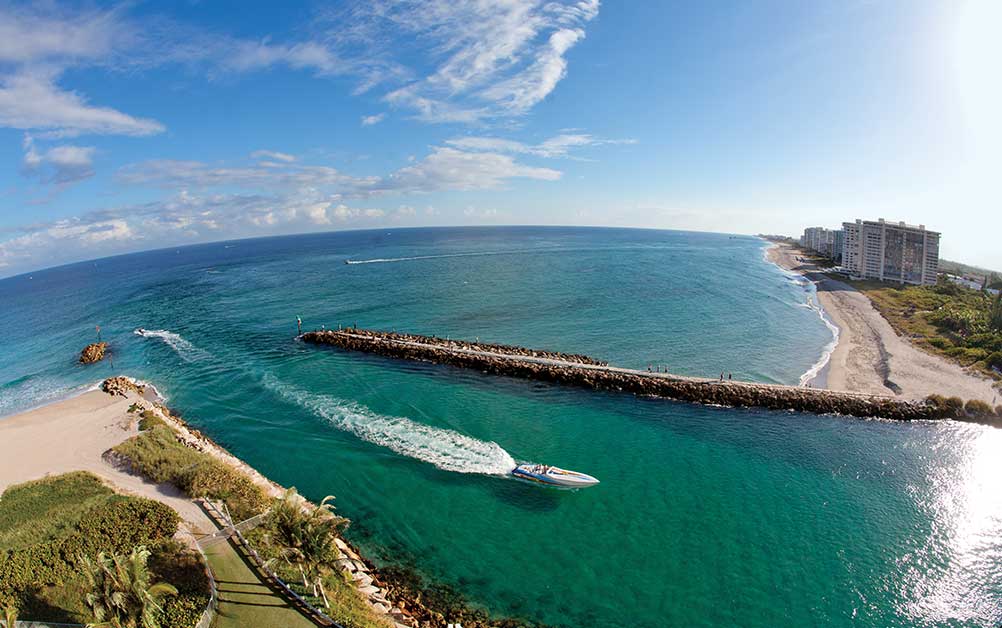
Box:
[302,329,940,421]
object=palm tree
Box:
[80,546,177,628]
[267,488,347,608]
[3,605,17,627]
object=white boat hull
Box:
[511,464,599,488]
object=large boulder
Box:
[80,342,107,364]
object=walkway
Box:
[203,538,317,628]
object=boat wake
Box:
[134,329,210,362]
[263,376,516,475]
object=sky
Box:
[1,0,1000,278]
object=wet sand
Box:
[767,242,999,404]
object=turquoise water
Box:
[1,227,999,627]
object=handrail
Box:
[200,499,342,628]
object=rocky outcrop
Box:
[79,342,107,364]
[101,376,146,397]
[303,329,940,421]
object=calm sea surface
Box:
[1,227,999,627]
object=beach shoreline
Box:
[0,378,545,628]
[765,240,999,403]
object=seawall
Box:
[301,329,941,421]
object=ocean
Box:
[1,226,999,627]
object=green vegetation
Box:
[851,279,1002,382]
[246,489,392,628]
[113,423,268,520]
[81,546,178,628]
[0,473,207,626]
[137,409,168,431]
[964,399,995,418]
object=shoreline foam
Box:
[762,242,840,388]
[764,240,999,403]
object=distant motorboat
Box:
[134,328,147,336]
[511,463,599,488]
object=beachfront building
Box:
[801,227,842,263]
[841,219,940,285]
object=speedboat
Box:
[134,328,147,336]
[511,464,599,488]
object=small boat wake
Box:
[134,328,210,363]
[263,375,516,475]
[344,248,560,266]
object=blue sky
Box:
[1,0,999,277]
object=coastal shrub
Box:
[925,394,950,418]
[0,477,179,616]
[944,346,989,366]
[926,337,952,350]
[966,334,1002,351]
[149,540,210,628]
[138,409,167,431]
[929,303,987,336]
[964,400,995,418]
[114,425,268,520]
[986,351,1002,371]
[944,397,965,418]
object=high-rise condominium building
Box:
[801,227,842,262]
[841,219,940,285]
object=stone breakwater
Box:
[330,327,608,366]
[302,329,941,421]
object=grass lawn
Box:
[204,539,317,628]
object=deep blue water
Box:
[1,226,999,627]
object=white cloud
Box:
[361,113,386,126]
[22,135,96,184]
[251,150,297,162]
[446,133,635,158]
[0,190,395,276]
[117,160,370,190]
[379,147,561,193]
[119,145,562,196]
[329,0,600,122]
[0,72,164,137]
[0,4,130,64]
[219,40,341,74]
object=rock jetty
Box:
[102,376,146,397]
[79,342,107,364]
[302,328,941,421]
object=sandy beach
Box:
[0,389,214,532]
[767,242,999,404]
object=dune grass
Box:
[0,471,117,551]
[113,423,269,520]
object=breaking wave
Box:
[134,329,210,362]
[263,375,516,475]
